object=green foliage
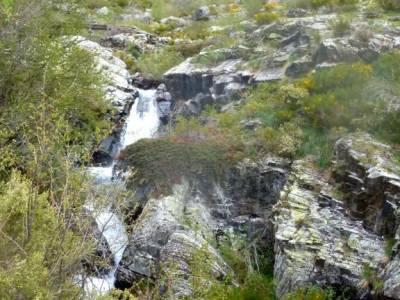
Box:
[288,0,358,9]
[373,51,400,82]
[254,11,280,25]
[119,138,236,192]
[377,0,400,10]
[283,286,334,300]
[243,0,266,16]
[0,172,89,299]
[329,17,351,37]
[134,47,184,80]
[187,54,400,168]
[0,1,114,298]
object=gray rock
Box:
[274,159,386,298]
[192,6,210,21]
[72,36,135,110]
[100,27,169,53]
[155,84,173,124]
[115,183,229,295]
[287,8,309,18]
[160,16,190,28]
[285,56,314,77]
[96,6,110,16]
[240,118,263,130]
[333,133,400,237]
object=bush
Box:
[119,138,236,192]
[283,286,334,300]
[329,17,351,37]
[255,11,280,25]
[288,0,358,9]
[377,0,400,10]
[135,47,184,80]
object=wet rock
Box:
[164,56,249,102]
[92,135,120,166]
[155,84,173,124]
[81,209,115,275]
[132,72,161,89]
[274,159,386,298]
[225,157,289,217]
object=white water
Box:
[80,89,160,296]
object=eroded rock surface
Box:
[73,36,137,165]
[274,159,386,298]
[334,133,400,237]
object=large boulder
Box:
[114,183,229,296]
[72,36,136,112]
[192,6,210,21]
[100,26,169,53]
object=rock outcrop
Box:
[333,133,400,237]
[100,26,169,53]
[274,159,386,298]
[115,157,289,296]
[115,183,229,297]
[72,36,137,165]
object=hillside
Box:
[1,0,400,299]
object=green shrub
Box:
[288,0,358,9]
[85,0,110,9]
[373,51,400,82]
[135,47,184,80]
[255,12,280,25]
[329,17,351,37]
[283,286,334,300]
[243,0,266,16]
[119,138,237,192]
[377,0,400,10]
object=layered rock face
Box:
[115,157,289,297]
[333,134,400,237]
[73,36,137,165]
[274,134,400,299]
[163,15,400,120]
[274,159,386,298]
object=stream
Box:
[81,89,160,296]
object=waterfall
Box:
[80,89,160,296]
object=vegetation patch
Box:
[119,137,239,193]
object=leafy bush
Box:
[119,138,237,192]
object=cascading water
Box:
[80,89,160,296]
